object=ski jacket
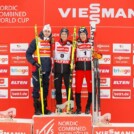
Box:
[75,38,92,71]
[53,39,72,74]
[26,31,53,72]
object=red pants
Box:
[75,70,92,93]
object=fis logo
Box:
[36,119,54,134]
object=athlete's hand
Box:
[33,62,41,69]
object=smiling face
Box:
[43,30,51,38]
[80,32,87,41]
[60,32,68,41]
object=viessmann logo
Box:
[95,129,134,134]
[58,3,134,25]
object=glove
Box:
[33,62,41,69]
[93,51,102,59]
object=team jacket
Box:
[26,31,53,72]
[75,38,92,70]
[53,39,72,73]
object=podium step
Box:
[0,118,32,134]
[33,113,92,134]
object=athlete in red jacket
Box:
[75,27,92,114]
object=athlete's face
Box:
[43,30,51,37]
[80,33,87,41]
[61,32,68,41]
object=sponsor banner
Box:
[113,66,131,76]
[99,65,111,77]
[0,89,8,98]
[0,78,8,87]
[113,43,131,53]
[0,44,9,53]
[0,66,9,76]
[10,54,29,64]
[0,119,32,134]
[45,0,134,26]
[100,78,110,87]
[93,127,134,134]
[112,77,132,89]
[112,89,131,99]
[96,44,111,53]
[33,115,92,134]
[0,55,8,64]
[10,43,28,53]
[10,66,29,76]
[99,55,111,64]
[100,89,110,99]
[9,77,29,88]
[0,0,44,26]
[113,54,131,65]
[10,89,29,99]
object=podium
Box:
[0,118,32,134]
[33,113,92,134]
[93,123,134,134]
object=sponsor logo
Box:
[10,78,29,88]
[100,89,110,99]
[10,43,28,53]
[58,3,134,25]
[10,89,29,99]
[0,44,8,53]
[51,89,56,99]
[57,46,69,52]
[10,66,29,76]
[0,89,8,98]
[100,78,110,87]
[0,131,26,134]
[99,55,111,64]
[36,119,54,134]
[99,65,111,77]
[0,78,8,87]
[113,55,131,65]
[10,54,28,64]
[0,66,8,76]
[95,129,134,134]
[0,55,8,64]
[97,44,111,53]
[62,89,67,99]
[112,78,131,88]
[113,43,131,53]
[113,66,131,76]
[112,89,131,99]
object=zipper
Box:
[84,61,86,70]
[61,63,63,73]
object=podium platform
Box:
[0,118,33,134]
[93,123,134,134]
[33,113,92,134]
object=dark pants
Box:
[54,73,74,104]
[32,70,50,99]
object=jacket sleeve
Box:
[26,39,36,65]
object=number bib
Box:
[55,42,71,64]
[34,40,51,57]
[76,43,92,61]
